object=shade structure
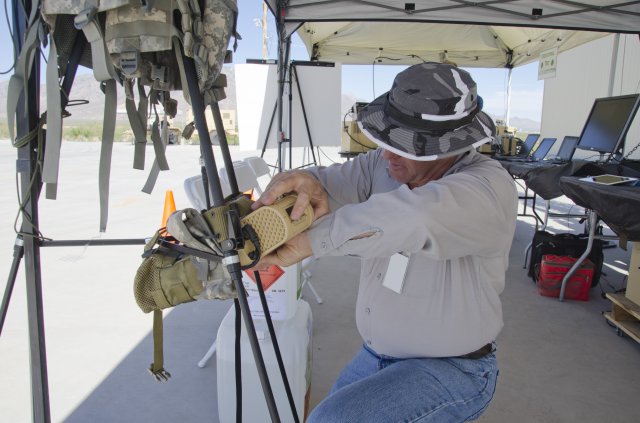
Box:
[266,0,640,68]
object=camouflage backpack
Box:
[7,0,239,231]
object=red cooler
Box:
[536,255,594,301]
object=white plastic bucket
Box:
[217,299,313,423]
[242,263,301,321]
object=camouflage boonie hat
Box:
[358,62,495,161]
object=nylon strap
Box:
[7,19,41,145]
[75,12,118,82]
[43,38,62,199]
[137,81,150,159]
[150,310,171,381]
[150,106,170,171]
[99,79,117,232]
[105,21,180,44]
[173,38,191,105]
[141,116,168,194]
[141,159,161,194]
[126,80,148,170]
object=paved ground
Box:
[1,141,639,422]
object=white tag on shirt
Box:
[382,253,409,294]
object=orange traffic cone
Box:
[161,190,177,235]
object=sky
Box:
[0,0,544,122]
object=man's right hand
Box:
[251,170,330,221]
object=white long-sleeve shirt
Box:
[306,149,517,358]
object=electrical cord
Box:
[13,133,51,242]
[371,55,401,98]
[240,225,262,270]
[407,54,427,63]
[316,146,338,165]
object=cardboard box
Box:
[341,121,378,153]
[626,242,640,306]
[477,143,493,154]
[500,135,518,155]
[496,125,517,136]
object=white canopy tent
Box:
[294,21,608,68]
[263,0,640,157]
[266,0,640,67]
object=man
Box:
[252,62,517,422]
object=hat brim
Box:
[357,93,495,161]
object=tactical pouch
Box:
[133,230,234,380]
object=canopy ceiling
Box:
[266,0,640,68]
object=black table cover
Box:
[559,176,640,241]
[497,158,640,200]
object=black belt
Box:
[458,343,494,359]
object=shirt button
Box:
[366,339,372,345]
[321,242,327,249]
[376,273,381,279]
[365,307,370,314]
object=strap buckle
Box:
[73,7,97,30]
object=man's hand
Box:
[251,170,330,221]
[251,232,313,270]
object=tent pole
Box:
[12,0,50,421]
[277,38,292,171]
[505,67,513,127]
[608,34,620,96]
[275,0,291,172]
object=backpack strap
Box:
[7,12,42,146]
[149,309,171,381]
[140,100,172,194]
[172,37,191,105]
[124,79,149,170]
[99,79,118,232]
[43,36,62,199]
[141,158,163,194]
[74,7,118,82]
[150,98,170,171]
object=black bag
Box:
[528,231,604,287]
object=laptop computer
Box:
[495,133,539,159]
[544,136,579,163]
[504,137,556,162]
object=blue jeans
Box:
[307,344,498,423]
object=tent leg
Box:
[505,67,513,127]
[11,0,51,420]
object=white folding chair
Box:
[244,156,272,195]
[219,160,259,196]
[183,174,208,211]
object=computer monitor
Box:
[520,133,540,156]
[576,94,640,157]
[556,136,579,161]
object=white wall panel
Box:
[541,35,640,159]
